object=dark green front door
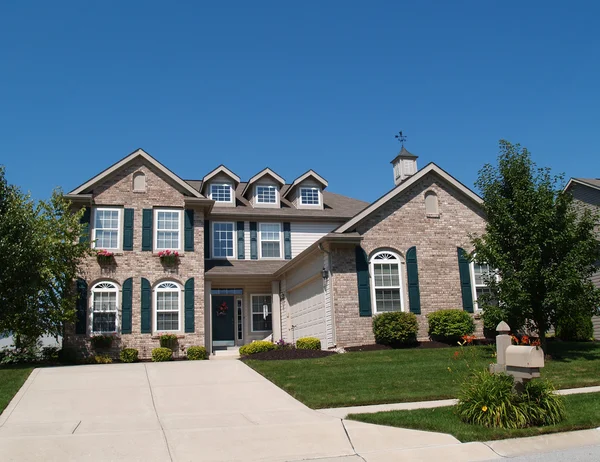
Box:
[212,295,235,343]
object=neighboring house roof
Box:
[68,148,204,198]
[281,170,328,200]
[205,260,288,277]
[335,162,483,233]
[241,168,286,197]
[565,178,600,192]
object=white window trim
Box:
[90,281,119,334]
[258,222,282,259]
[255,184,279,204]
[370,250,405,314]
[469,261,500,312]
[212,221,236,259]
[210,183,234,204]
[154,209,183,251]
[154,281,182,333]
[250,294,273,332]
[299,187,321,206]
[92,207,123,250]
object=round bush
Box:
[93,354,112,364]
[372,312,419,346]
[427,309,475,343]
[556,313,594,341]
[296,337,321,350]
[239,341,276,356]
[187,346,208,360]
[152,347,173,362]
[119,348,139,363]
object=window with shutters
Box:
[91,282,118,333]
[259,223,281,258]
[154,281,181,331]
[251,294,272,332]
[213,222,235,258]
[92,208,122,250]
[154,209,182,250]
[370,251,404,313]
[470,261,498,311]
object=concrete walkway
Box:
[0,361,500,462]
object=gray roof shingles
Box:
[205,260,288,276]
[574,178,600,189]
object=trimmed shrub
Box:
[152,347,173,362]
[159,333,178,350]
[456,370,565,429]
[372,312,419,346]
[296,337,321,350]
[239,341,276,356]
[556,313,594,341]
[119,348,139,363]
[93,354,112,364]
[187,346,208,360]
[427,309,475,343]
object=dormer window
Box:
[256,185,277,204]
[211,183,233,203]
[300,187,320,205]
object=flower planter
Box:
[96,250,115,266]
[158,250,179,266]
[91,335,113,350]
[159,334,178,350]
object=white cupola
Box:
[390,146,418,186]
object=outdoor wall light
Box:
[321,268,329,280]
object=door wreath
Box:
[216,301,228,317]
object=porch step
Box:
[211,347,240,360]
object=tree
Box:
[0,166,91,343]
[472,141,600,348]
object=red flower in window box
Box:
[158,249,179,265]
[96,249,115,265]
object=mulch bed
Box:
[345,339,495,352]
[241,349,337,361]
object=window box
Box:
[96,250,115,265]
[90,334,114,350]
[158,250,179,266]
[159,333,178,350]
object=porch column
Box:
[204,280,212,352]
[271,281,281,342]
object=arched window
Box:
[370,251,404,313]
[155,281,181,332]
[425,191,439,216]
[133,171,146,192]
[91,282,118,333]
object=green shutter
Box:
[75,279,88,334]
[406,246,421,315]
[356,246,372,317]
[237,221,245,259]
[123,208,134,251]
[283,222,292,260]
[184,209,194,251]
[121,278,133,334]
[204,220,210,259]
[142,209,153,251]
[79,207,91,245]
[250,222,258,260]
[185,278,195,333]
[141,278,151,333]
[457,247,474,313]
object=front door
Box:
[212,295,235,346]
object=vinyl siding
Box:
[290,222,338,258]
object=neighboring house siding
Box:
[64,159,206,359]
[290,222,338,258]
[331,174,487,346]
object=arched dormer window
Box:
[370,251,404,313]
[154,281,182,332]
[425,191,439,216]
[91,282,119,333]
[133,171,146,192]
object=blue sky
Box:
[1,1,598,202]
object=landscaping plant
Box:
[186,346,207,360]
[90,335,113,350]
[119,348,139,363]
[296,337,321,350]
[427,309,475,343]
[93,354,112,364]
[239,341,276,356]
[372,312,418,346]
[159,333,178,350]
[152,347,173,362]
[556,312,594,341]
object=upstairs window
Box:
[300,187,320,205]
[155,210,181,250]
[93,208,121,249]
[370,251,403,313]
[211,183,233,203]
[259,223,281,258]
[256,185,277,204]
[91,282,118,333]
[213,222,234,258]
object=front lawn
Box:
[245,342,600,409]
[0,366,34,414]
[348,392,600,442]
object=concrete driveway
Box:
[0,361,498,461]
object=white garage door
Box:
[288,278,326,348]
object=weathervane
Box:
[395,131,407,147]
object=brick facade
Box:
[331,173,486,347]
[63,159,206,359]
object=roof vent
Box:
[390,146,418,186]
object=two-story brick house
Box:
[64,146,490,357]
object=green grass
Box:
[245,342,600,408]
[0,366,34,414]
[348,392,600,442]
